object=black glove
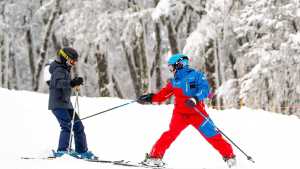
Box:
[137,93,154,104]
[185,97,198,108]
[70,77,83,87]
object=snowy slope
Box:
[0,88,300,169]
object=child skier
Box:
[137,54,236,168]
[48,47,97,160]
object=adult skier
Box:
[137,54,236,168]
[48,47,97,160]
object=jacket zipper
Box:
[186,80,188,93]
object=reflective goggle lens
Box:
[69,59,76,65]
[168,65,175,72]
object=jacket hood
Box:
[49,61,69,74]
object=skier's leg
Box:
[67,110,88,153]
[150,112,188,158]
[205,133,235,158]
[190,111,234,158]
[52,108,72,151]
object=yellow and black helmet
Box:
[56,47,78,63]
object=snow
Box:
[151,0,172,21]
[289,33,300,45]
[216,79,238,98]
[0,87,300,169]
[183,23,207,57]
[297,8,300,16]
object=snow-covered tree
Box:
[1,0,299,116]
[184,0,300,116]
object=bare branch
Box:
[175,6,188,32]
[181,0,206,18]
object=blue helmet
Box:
[167,53,189,71]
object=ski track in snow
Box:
[0,88,300,169]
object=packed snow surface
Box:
[0,88,299,169]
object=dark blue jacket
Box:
[48,61,73,110]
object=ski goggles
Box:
[70,59,77,65]
[168,64,176,72]
[69,59,77,65]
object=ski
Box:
[88,159,169,169]
[21,156,56,160]
[88,159,140,167]
[21,157,168,168]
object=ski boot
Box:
[53,150,67,158]
[68,150,80,158]
[78,151,98,160]
[141,153,166,168]
[223,155,237,168]
[53,149,81,158]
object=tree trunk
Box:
[121,40,140,97]
[186,10,192,35]
[204,39,216,106]
[153,0,159,6]
[95,44,110,97]
[150,22,162,89]
[137,20,149,93]
[52,32,61,51]
[0,35,5,87]
[8,42,18,90]
[228,52,240,108]
[165,17,179,54]
[0,35,8,88]
[26,29,35,87]
[214,38,224,109]
[112,75,124,98]
[228,52,237,78]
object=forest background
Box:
[0,0,300,116]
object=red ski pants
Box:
[150,110,234,159]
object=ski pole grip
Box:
[74,86,80,92]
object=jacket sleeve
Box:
[152,82,174,103]
[195,72,210,101]
[52,70,70,89]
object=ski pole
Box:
[73,100,137,124]
[193,107,255,163]
[68,89,80,152]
